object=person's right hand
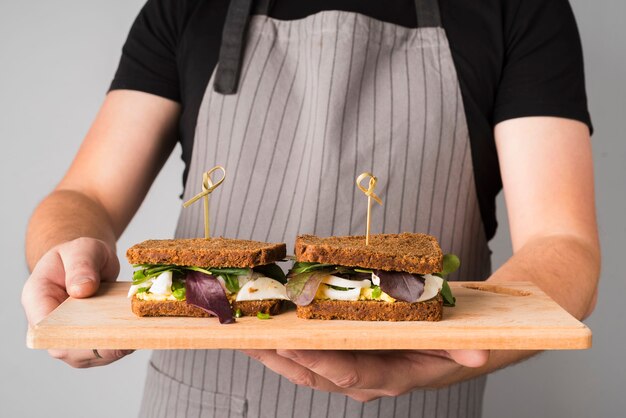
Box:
[22,237,133,367]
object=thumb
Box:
[60,238,120,298]
[447,350,490,368]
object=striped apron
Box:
[140,0,492,416]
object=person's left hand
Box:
[241,349,489,402]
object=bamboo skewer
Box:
[183,165,226,238]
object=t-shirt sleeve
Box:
[493,0,592,132]
[109,0,185,102]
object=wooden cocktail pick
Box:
[356,172,383,245]
[183,165,226,238]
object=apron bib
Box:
[141,0,491,416]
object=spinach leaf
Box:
[185,266,214,276]
[253,263,287,283]
[441,254,461,276]
[172,288,186,300]
[289,262,336,276]
[432,254,459,306]
[219,273,241,294]
[256,312,271,320]
[326,284,350,291]
[206,267,251,276]
[441,280,456,307]
[132,265,183,285]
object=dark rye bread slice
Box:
[295,233,443,274]
[131,297,284,317]
[127,237,286,268]
[296,295,443,321]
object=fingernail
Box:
[277,349,297,359]
[70,276,95,287]
[68,277,96,295]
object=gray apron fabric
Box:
[139,1,491,416]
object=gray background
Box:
[1,1,623,417]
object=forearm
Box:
[489,234,600,320]
[22,91,181,368]
[447,118,602,382]
[25,189,118,270]
[450,233,600,385]
[25,91,180,271]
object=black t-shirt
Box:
[110,0,592,240]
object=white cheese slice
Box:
[321,275,372,289]
[235,277,289,301]
[371,272,380,286]
[127,279,153,298]
[318,285,361,301]
[149,271,173,296]
[216,272,260,295]
[416,274,444,302]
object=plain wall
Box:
[1,1,623,417]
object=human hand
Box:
[242,349,489,402]
[22,237,133,367]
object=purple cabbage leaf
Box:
[285,270,329,306]
[375,270,425,302]
[185,271,235,324]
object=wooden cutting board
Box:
[27,282,591,350]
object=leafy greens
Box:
[287,255,461,306]
[286,262,375,305]
[433,253,461,306]
[374,270,425,302]
[285,269,329,306]
[131,263,286,293]
[185,271,235,324]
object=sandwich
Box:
[286,233,458,321]
[126,237,288,324]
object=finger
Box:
[59,238,119,298]
[276,349,416,394]
[446,350,490,368]
[22,250,69,326]
[244,350,389,402]
[242,350,344,393]
[48,348,134,369]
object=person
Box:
[21,0,600,416]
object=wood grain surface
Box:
[27,282,591,350]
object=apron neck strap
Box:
[415,0,442,28]
[214,0,442,94]
[253,0,274,15]
[213,0,255,94]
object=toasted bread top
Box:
[127,237,286,268]
[294,233,442,274]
